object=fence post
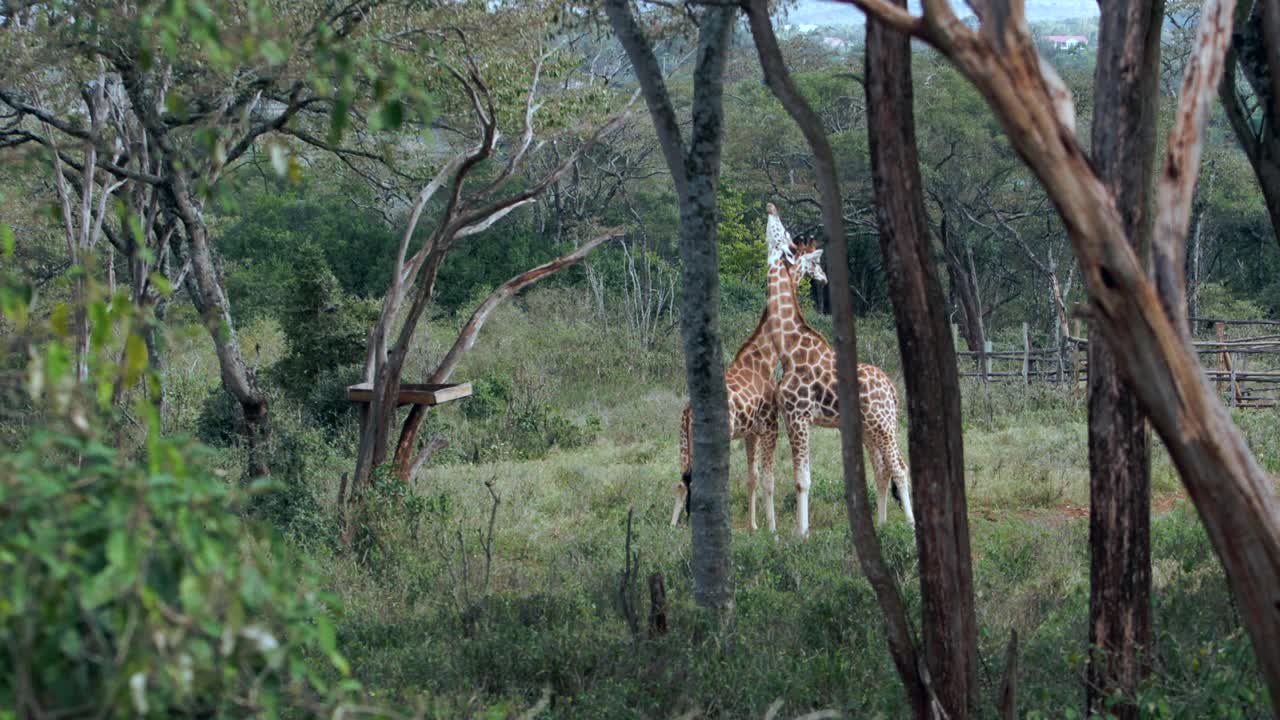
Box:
[983,340,993,383]
[1022,322,1030,385]
[1215,322,1243,406]
[1216,322,1229,397]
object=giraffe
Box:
[762,203,914,536]
[673,249,829,532]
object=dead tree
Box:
[350,29,634,491]
[389,227,625,482]
[605,0,737,611]
[836,0,1280,710]
[350,35,637,498]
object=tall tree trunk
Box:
[1087,0,1163,714]
[743,4,932,715]
[866,7,979,716]
[679,6,736,611]
[605,0,736,611]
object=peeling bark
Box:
[1086,0,1163,714]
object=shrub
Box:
[273,243,379,397]
[0,257,354,717]
[194,384,241,448]
[1,421,353,717]
[448,373,599,462]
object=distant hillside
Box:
[782,0,1098,28]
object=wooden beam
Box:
[346,382,473,407]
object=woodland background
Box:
[1,0,1277,717]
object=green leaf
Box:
[260,40,286,65]
[149,272,174,297]
[50,303,71,338]
[1,224,13,257]
[125,333,149,382]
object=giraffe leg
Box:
[672,476,689,527]
[674,404,692,527]
[787,418,813,538]
[884,432,915,527]
[758,425,779,534]
[870,440,891,527]
[744,434,760,533]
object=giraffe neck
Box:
[732,304,778,370]
[765,259,804,372]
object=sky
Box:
[781,0,1099,27]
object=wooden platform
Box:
[346,382,472,407]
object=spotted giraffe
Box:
[674,247,828,532]
[763,203,914,536]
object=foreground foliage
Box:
[0,262,352,718]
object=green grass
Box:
[159,288,1271,718]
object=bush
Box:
[302,363,364,436]
[1,421,353,717]
[273,243,379,397]
[0,260,354,717]
[444,373,599,463]
[194,384,241,448]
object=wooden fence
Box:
[956,317,1280,409]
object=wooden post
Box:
[647,572,668,639]
[1215,322,1244,405]
[983,340,993,383]
[1022,322,1031,385]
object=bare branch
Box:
[1153,0,1237,341]
[831,0,927,36]
[428,227,625,383]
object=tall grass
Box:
[158,286,1270,717]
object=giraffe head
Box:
[766,202,795,266]
[790,238,827,286]
[767,203,826,287]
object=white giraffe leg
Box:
[871,443,890,526]
[788,419,813,537]
[745,434,760,533]
[884,433,915,527]
[758,426,779,533]
[671,480,687,527]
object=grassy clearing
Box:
[165,288,1271,718]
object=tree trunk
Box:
[1087,1,1162,714]
[171,189,272,478]
[1223,0,1280,247]
[605,0,736,611]
[679,6,736,611]
[743,3,931,715]
[866,8,979,716]
[940,222,986,356]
